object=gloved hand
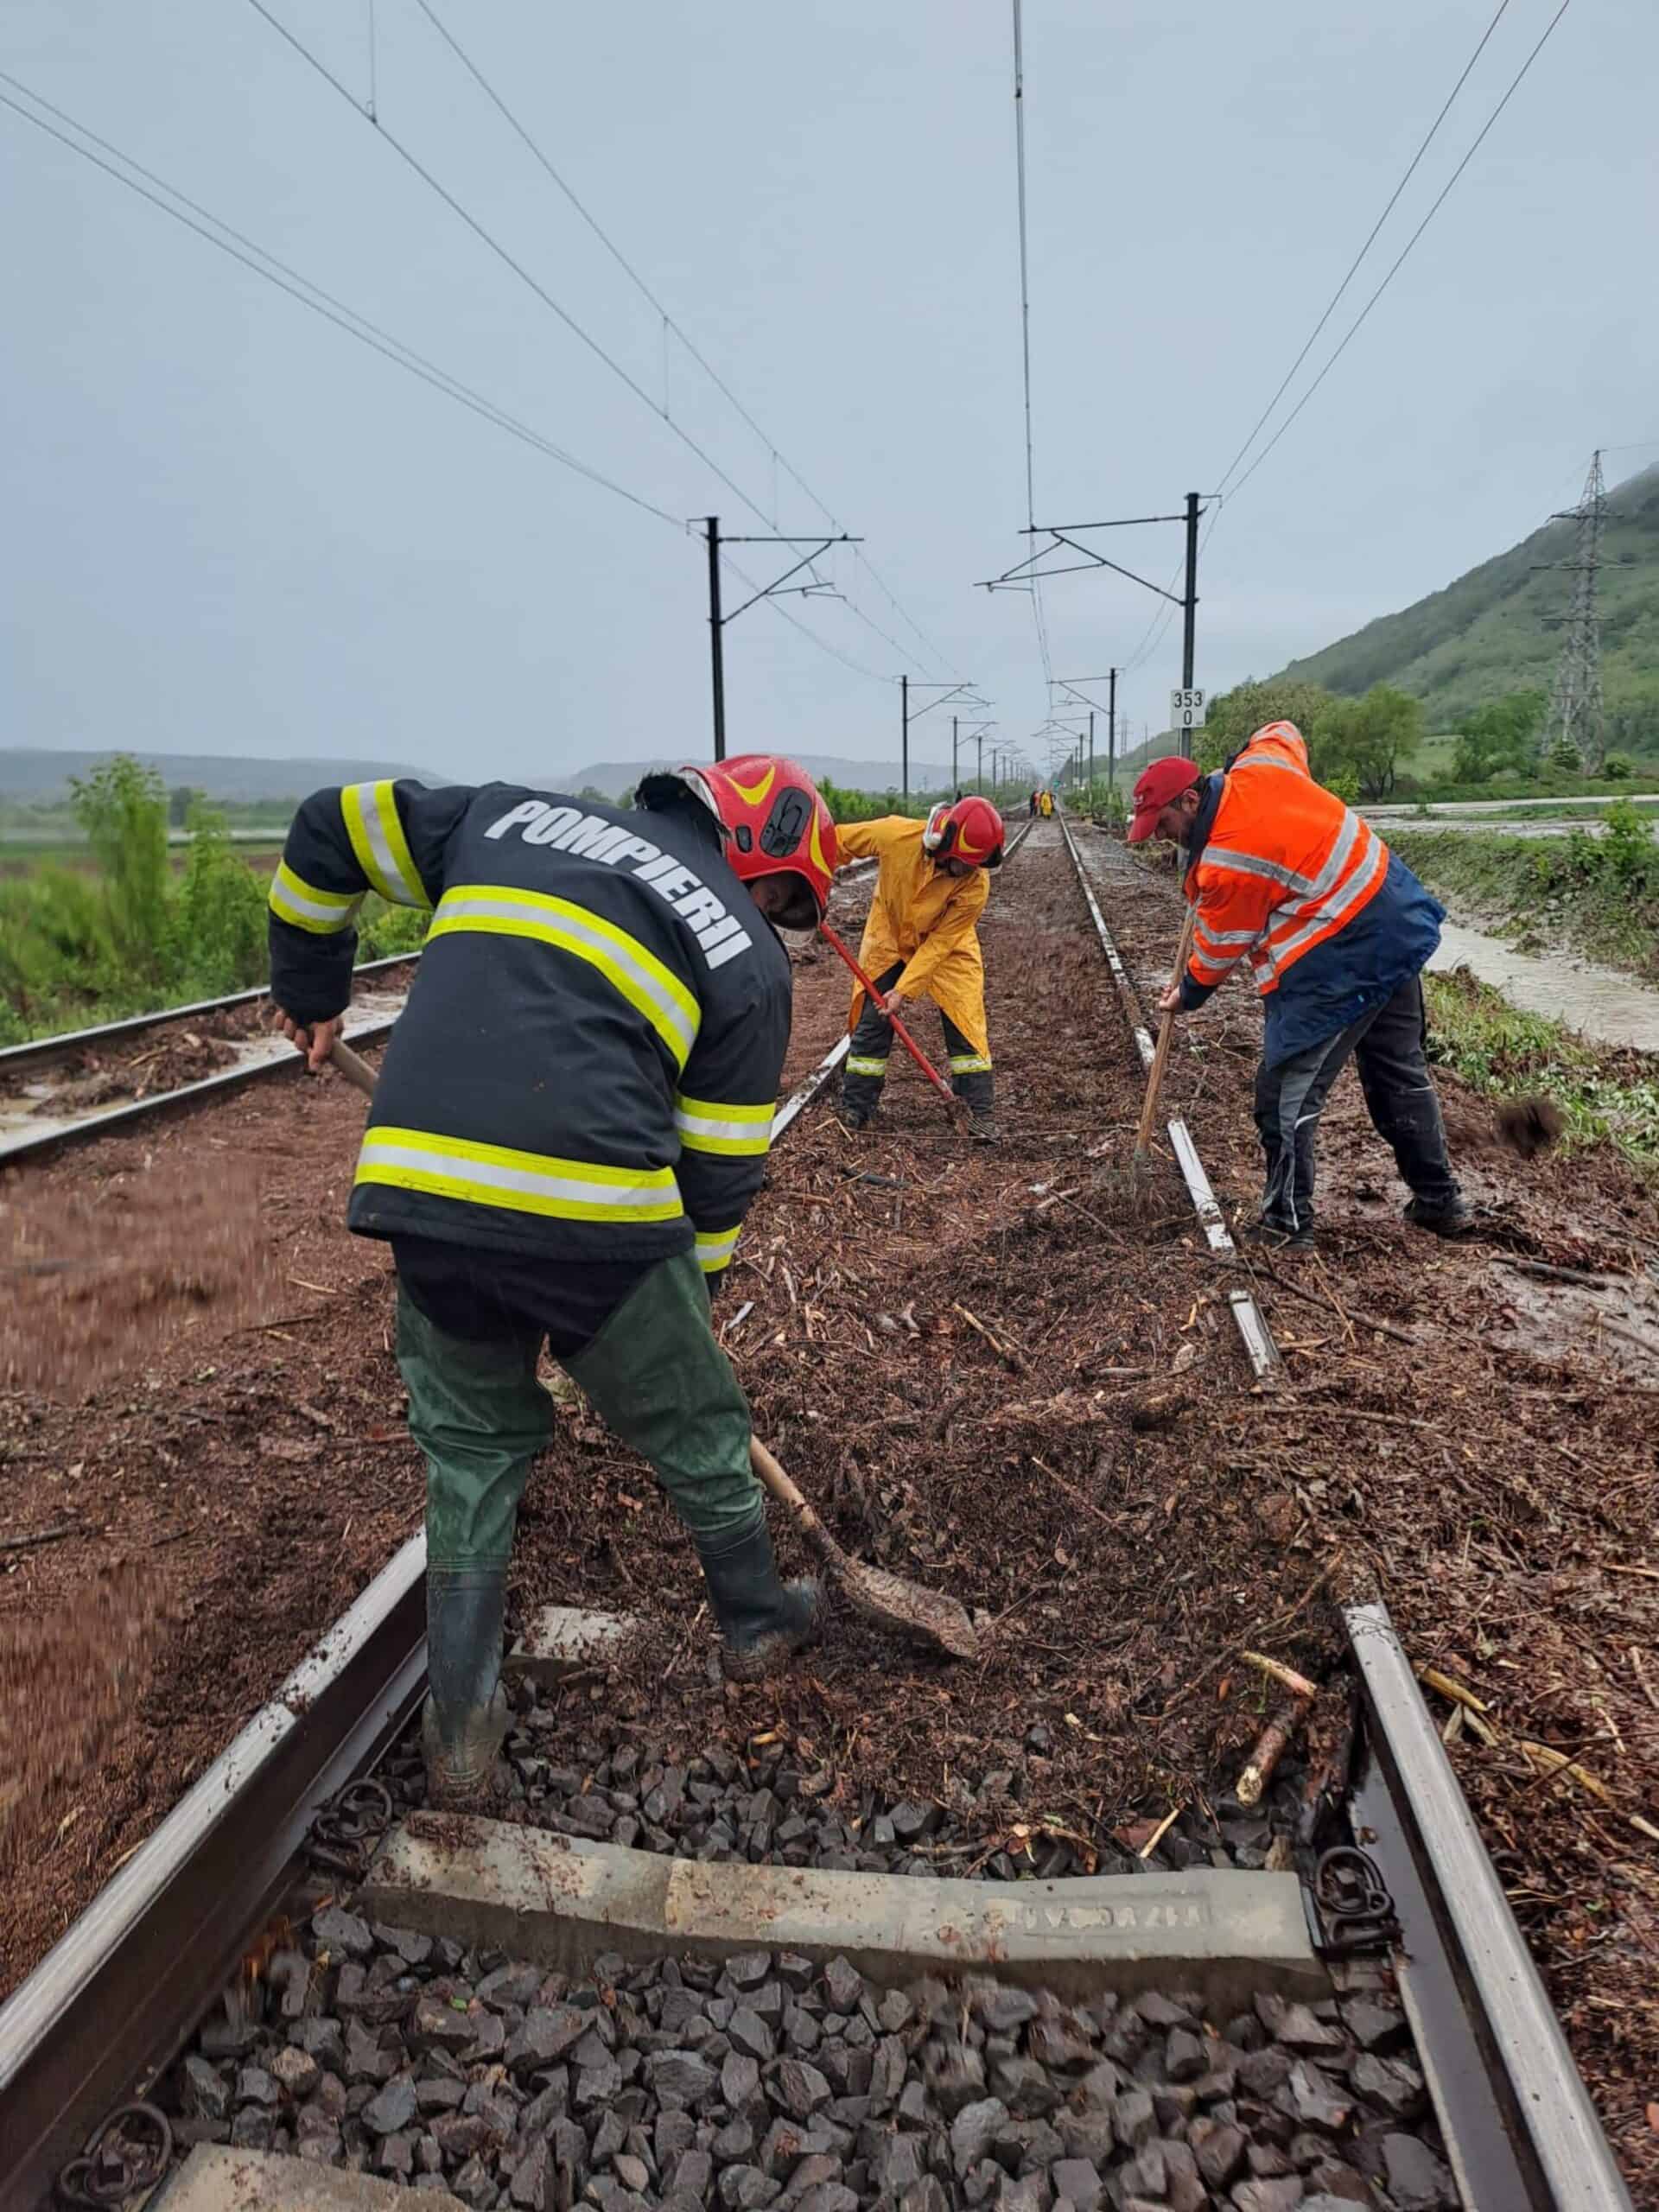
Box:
[270,1005,346,1071]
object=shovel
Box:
[327,1039,977,1662]
[817,922,969,1128]
[1131,900,1199,1205]
[749,1436,977,1662]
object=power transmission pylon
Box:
[1534,451,1626,772]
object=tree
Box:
[168,784,203,829]
[1450,690,1543,784]
[1194,677,1337,772]
[1312,683,1424,800]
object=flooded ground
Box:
[1427,920,1659,1052]
[1377,813,1656,842]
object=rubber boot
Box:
[969,1111,999,1145]
[1403,1192,1474,1239]
[422,1565,511,1808]
[696,1517,824,1682]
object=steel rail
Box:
[0,1004,404,1168]
[1345,1600,1634,2212]
[0,955,419,1079]
[1054,806,1281,1384]
[0,1537,429,2209]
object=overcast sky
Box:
[3,0,1655,788]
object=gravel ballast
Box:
[161,1909,1457,2209]
[385,1706,1310,1888]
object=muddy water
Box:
[1428,921,1659,1052]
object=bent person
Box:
[268,756,838,1802]
[1129,723,1470,1248]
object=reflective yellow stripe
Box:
[847,1055,888,1077]
[342,781,429,908]
[948,1052,993,1074]
[694,1224,741,1274]
[429,885,701,1070]
[355,1125,683,1224]
[268,861,362,935]
[674,1093,773,1157]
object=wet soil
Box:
[0,1048,421,1984]
[3,833,1656,2197]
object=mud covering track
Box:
[3,826,1658,2199]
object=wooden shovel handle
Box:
[1134,901,1199,1159]
[748,1435,842,1563]
[328,1039,379,1099]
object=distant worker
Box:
[1028,788,1039,818]
[835,796,1005,1143]
[1039,789,1054,819]
[1130,722,1470,1247]
[268,758,838,1802]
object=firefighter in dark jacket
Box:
[268,757,839,1802]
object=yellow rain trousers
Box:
[836,817,991,1058]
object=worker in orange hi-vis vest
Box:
[834,796,1005,1143]
[1129,721,1471,1250]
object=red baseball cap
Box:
[1127,756,1200,843]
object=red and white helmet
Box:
[923,795,1005,869]
[668,754,838,926]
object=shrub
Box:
[1605,753,1634,780]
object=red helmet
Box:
[923,795,1005,868]
[672,754,838,926]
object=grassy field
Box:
[1426,968,1659,1175]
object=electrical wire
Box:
[1227,0,1573,502]
[407,0,955,676]
[243,0,911,689]
[1009,0,1052,694]
[0,73,681,528]
[1214,0,1515,499]
[244,0,782,535]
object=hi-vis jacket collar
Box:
[267,778,793,1287]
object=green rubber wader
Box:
[396,1247,761,1575]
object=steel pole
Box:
[900,675,909,800]
[1180,492,1199,761]
[705,517,727,760]
[1108,667,1117,790]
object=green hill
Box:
[1281,460,1659,752]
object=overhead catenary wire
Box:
[1225,0,1574,502]
[243,0,785,535]
[404,0,956,678]
[1009,0,1053,693]
[0,73,680,529]
[243,0,915,690]
[1213,0,1516,499]
[1119,0,1578,728]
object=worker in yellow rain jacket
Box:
[1039,789,1054,818]
[836,797,1005,1142]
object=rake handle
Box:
[818,922,957,1109]
[1134,901,1199,1164]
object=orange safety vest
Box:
[1185,722,1388,998]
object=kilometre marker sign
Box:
[1170,687,1206,731]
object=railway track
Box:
[0,820,1633,2211]
[0,858,891,1168]
[0,956,419,1167]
